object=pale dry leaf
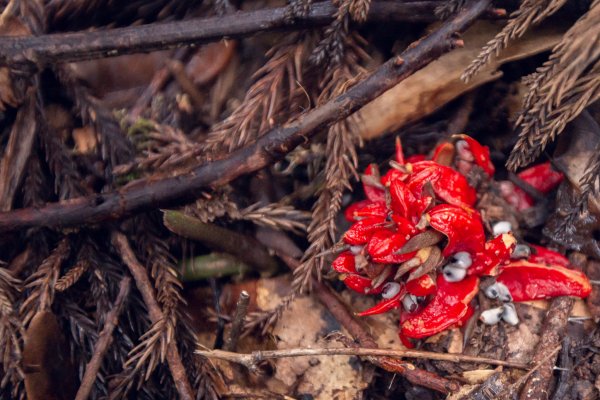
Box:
[356,22,565,139]
[253,277,370,399]
[461,369,497,384]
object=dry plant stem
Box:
[75,277,131,400]
[112,232,194,400]
[0,1,437,69]
[278,253,459,394]
[163,210,279,274]
[0,0,491,233]
[223,291,250,352]
[196,347,528,369]
[519,297,574,400]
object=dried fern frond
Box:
[203,37,308,152]
[462,0,568,82]
[110,318,171,398]
[55,260,89,292]
[238,203,310,234]
[507,1,600,170]
[293,36,368,293]
[20,238,70,326]
[309,0,370,67]
[0,267,24,395]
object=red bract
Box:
[332,252,357,274]
[332,134,590,343]
[453,134,495,177]
[344,216,387,245]
[496,260,592,301]
[406,274,436,296]
[408,163,477,207]
[400,275,479,339]
[500,162,564,211]
[469,233,516,276]
[363,164,386,202]
[426,204,485,257]
[528,244,570,267]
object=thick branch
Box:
[196,347,528,369]
[0,1,437,69]
[75,277,131,400]
[112,232,194,400]
[0,0,491,233]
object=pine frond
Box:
[0,267,24,396]
[55,260,89,292]
[507,1,600,170]
[114,121,199,175]
[462,0,568,82]
[293,36,367,293]
[20,238,70,326]
[238,203,310,234]
[203,37,307,152]
[309,0,370,67]
[110,318,170,398]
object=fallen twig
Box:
[196,347,529,369]
[75,277,131,400]
[0,1,437,69]
[223,290,250,352]
[519,297,573,400]
[0,0,491,233]
[112,232,194,400]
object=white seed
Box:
[442,264,467,282]
[452,251,472,269]
[484,282,512,302]
[402,294,419,313]
[382,282,401,299]
[492,221,512,236]
[480,307,504,325]
[350,245,364,255]
[502,303,519,326]
[510,244,531,259]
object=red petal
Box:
[497,260,592,301]
[400,275,479,339]
[427,204,485,257]
[332,252,357,274]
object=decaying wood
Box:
[0,0,491,233]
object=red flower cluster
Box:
[332,135,592,347]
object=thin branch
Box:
[75,277,131,400]
[223,291,250,352]
[112,232,194,400]
[0,1,437,69]
[0,0,491,233]
[196,347,529,369]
